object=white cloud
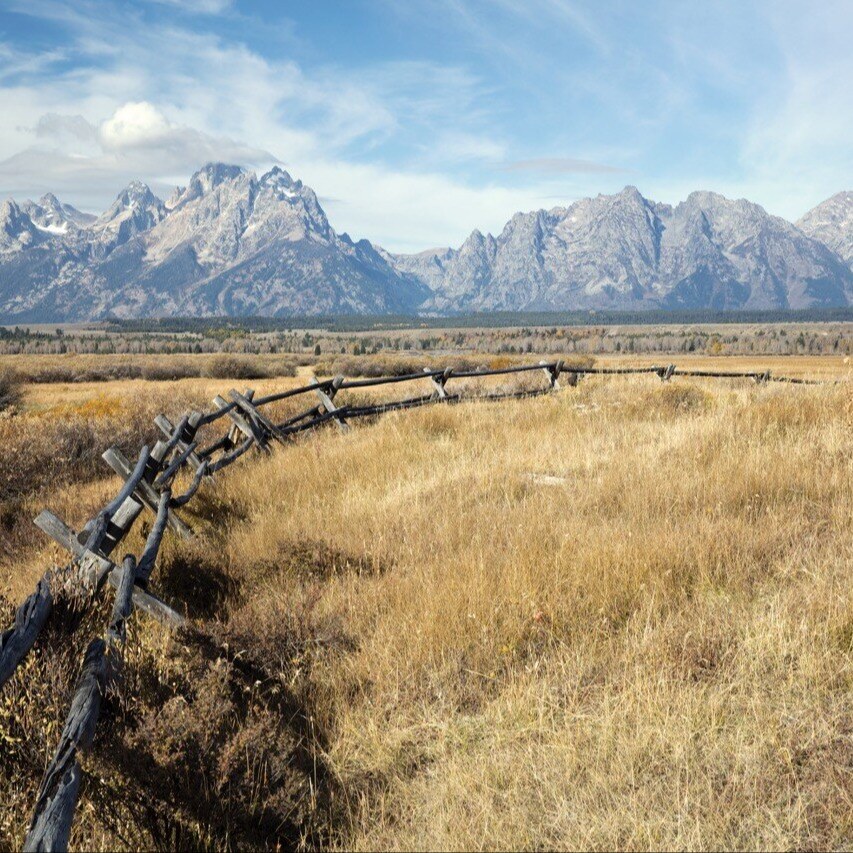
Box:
[4,0,847,252]
[99,101,173,150]
[501,158,625,175]
[0,2,541,248]
[145,0,233,13]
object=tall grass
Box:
[215,377,851,850]
[0,367,22,411]
[1,372,850,850]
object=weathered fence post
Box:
[23,639,106,853]
[312,375,349,431]
[102,446,192,538]
[154,412,205,472]
[33,510,185,629]
[213,391,270,453]
[229,388,287,445]
[0,577,52,690]
[540,360,563,391]
[107,555,136,648]
[426,367,452,400]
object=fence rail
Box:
[0,358,838,851]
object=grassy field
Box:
[0,352,851,850]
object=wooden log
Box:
[229,389,288,444]
[425,367,451,400]
[23,638,106,853]
[102,446,191,538]
[311,375,349,431]
[158,414,190,461]
[154,413,204,472]
[135,490,171,587]
[35,507,127,586]
[106,569,185,630]
[273,405,352,436]
[98,496,145,559]
[153,440,199,489]
[339,370,444,390]
[451,362,556,379]
[77,446,151,549]
[100,446,150,520]
[169,459,209,507]
[253,379,332,407]
[33,510,185,630]
[540,359,562,391]
[107,556,136,647]
[196,435,230,460]
[279,403,324,429]
[80,511,109,555]
[207,436,254,474]
[213,394,269,452]
[0,576,52,691]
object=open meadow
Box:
[0,345,851,850]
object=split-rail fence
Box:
[0,359,830,851]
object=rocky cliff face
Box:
[797,191,853,268]
[404,187,853,312]
[0,164,427,321]
[0,168,850,320]
[20,193,96,235]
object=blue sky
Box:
[0,0,850,252]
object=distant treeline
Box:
[103,307,853,334]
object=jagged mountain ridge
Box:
[797,191,853,269]
[0,166,850,320]
[0,164,428,321]
[397,187,853,312]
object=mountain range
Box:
[1,163,851,321]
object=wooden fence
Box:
[0,359,832,851]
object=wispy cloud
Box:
[145,0,233,14]
[0,0,540,248]
[500,158,626,175]
[0,0,849,248]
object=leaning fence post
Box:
[229,388,287,445]
[426,367,452,400]
[154,413,205,472]
[213,391,270,453]
[312,375,349,431]
[0,577,53,691]
[102,447,192,538]
[540,360,563,391]
[23,638,106,853]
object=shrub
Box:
[0,368,22,411]
[204,356,271,381]
[140,362,199,381]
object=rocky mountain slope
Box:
[397,187,853,312]
[0,166,850,320]
[797,191,853,269]
[0,164,426,321]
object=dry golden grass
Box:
[1,357,851,850]
[595,353,852,380]
[211,374,851,850]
